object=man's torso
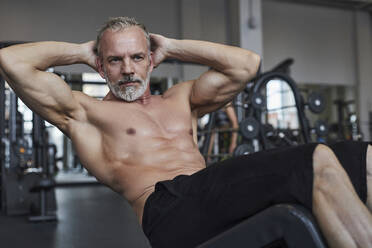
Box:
[66,81,206,223]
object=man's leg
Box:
[312,144,372,248]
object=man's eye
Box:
[110,58,120,63]
[134,56,143,61]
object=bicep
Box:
[3,64,82,130]
[190,69,244,117]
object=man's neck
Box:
[134,92,152,105]
[132,84,152,105]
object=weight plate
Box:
[239,117,260,139]
[308,92,325,113]
[251,93,266,110]
[233,143,254,157]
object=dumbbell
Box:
[249,91,325,114]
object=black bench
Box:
[198,204,328,248]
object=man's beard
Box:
[104,70,150,102]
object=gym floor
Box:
[0,184,151,248]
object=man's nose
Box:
[121,59,134,75]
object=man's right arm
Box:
[0,41,96,135]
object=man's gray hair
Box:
[94,17,150,56]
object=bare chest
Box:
[84,98,196,159]
[99,101,192,137]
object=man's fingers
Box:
[150,34,159,51]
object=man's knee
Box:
[313,144,348,192]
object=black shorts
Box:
[142,142,369,248]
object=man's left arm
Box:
[151,34,261,116]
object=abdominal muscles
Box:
[103,132,206,204]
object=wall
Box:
[0,0,180,76]
[262,0,356,86]
[0,0,229,81]
[355,11,372,139]
[262,0,372,138]
[179,0,228,81]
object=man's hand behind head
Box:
[81,41,99,71]
[150,33,169,68]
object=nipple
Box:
[189,129,193,135]
[126,128,136,135]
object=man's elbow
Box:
[0,48,14,74]
[0,49,7,69]
[243,52,261,82]
[0,49,10,78]
[0,47,30,79]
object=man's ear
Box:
[96,57,105,79]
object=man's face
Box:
[97,27,153,101]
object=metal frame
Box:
[251,72,311,149]
[0,75,5,211]
[0,41,57,216]
[275,0,372,11]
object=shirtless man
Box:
[0,17,371,248]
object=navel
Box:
[126,128,136,135]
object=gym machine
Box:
[198,58,329,159]
[331,99,362,141]
[234,59,328,155]
[0,41,57,221]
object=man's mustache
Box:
[118,75,143,85]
